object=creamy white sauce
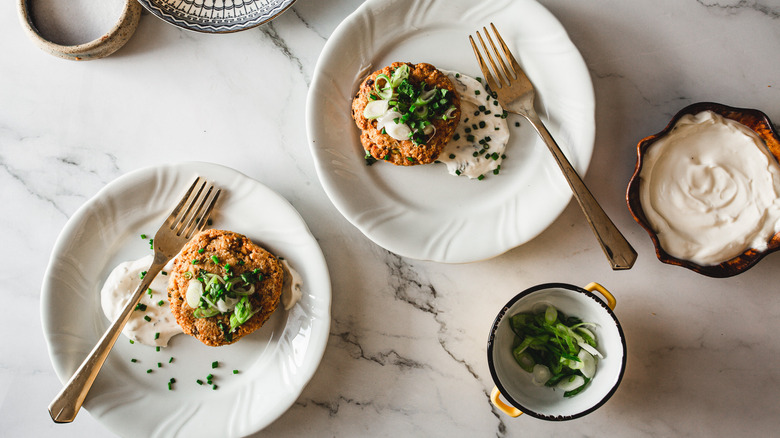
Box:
[439,70,510,179]
[100,255,182,347]
[280,259,302,310]
[101,255,303,347]
[639,110,780,265]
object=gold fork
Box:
[48,177,221,423]
[470,23,637,270]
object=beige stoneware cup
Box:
[18,0,142,61]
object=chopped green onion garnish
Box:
[158,300,165,306]
[143,315,151,322]
[154,332,160,340]
[508,305,601,397]
[131,358,137,363]
[212,361,219,369]
[232,370,239,374]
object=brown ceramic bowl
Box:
[626,102,780,278]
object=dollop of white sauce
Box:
[100,255,303,347]
[100,255,182,347]
[439,70,510,179]
[640,110,780,265]
[280,259,303,310]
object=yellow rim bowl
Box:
[487,282,627,421]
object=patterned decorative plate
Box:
[136,0,297,33]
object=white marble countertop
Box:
[2,0,780,436]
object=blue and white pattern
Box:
[136,0,297,33]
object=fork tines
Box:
[167,177,221,239]
[469,23,526,91]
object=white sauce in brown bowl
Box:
[639,110,780,265]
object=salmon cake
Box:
[352,62,461,166]
[168,229,284,346]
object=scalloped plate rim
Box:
[306,0,595,263]
[40,161,331,436]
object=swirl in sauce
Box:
[639,110,780,265]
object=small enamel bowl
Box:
[487,282,627,421]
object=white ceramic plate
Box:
[306,0,595,263]
[41,162,330,437]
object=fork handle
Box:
[48,257,166,423]
[523,110,637,270]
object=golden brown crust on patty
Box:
[168,229,283,346]
[351,62,461,166]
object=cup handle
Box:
[490,386,523,417]
[584,282,616,310]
